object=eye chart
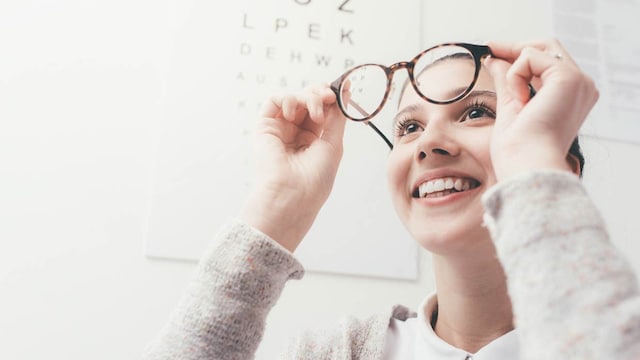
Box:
[145,0,421,279]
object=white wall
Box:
[1,1,638,359]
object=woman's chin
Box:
[412,223,491,256]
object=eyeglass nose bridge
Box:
[378,60,414,112]
[385,61,414,90]
[387,60,412,74]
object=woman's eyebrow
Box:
[440,87,497,101]
[466,89,497,99]
[393,104,422,124]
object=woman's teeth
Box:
[416,177,479,198]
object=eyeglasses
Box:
[330,43,493,149]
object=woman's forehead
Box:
[400,59,495,106]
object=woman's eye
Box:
[469,108,486,118]
[404,123,420,133]
[462,105,495,122]
[395,120,423,137]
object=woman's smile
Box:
[413,176,481,199]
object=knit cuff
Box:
[199,218,305,307]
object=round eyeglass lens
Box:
[412,44,477,103]
[338,64,388,121]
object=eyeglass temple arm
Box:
[330,80,393,150]
[365,121,394,149]
[346,98,394,150]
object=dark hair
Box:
[570,136,585,177]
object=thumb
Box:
[321,105,347,150]
[485,57,510,101]
[484,57,524,117]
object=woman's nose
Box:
[414,121,461,162]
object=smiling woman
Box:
[142,39,640,360]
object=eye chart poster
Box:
[145,0,421,279]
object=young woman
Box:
[142,39,640,359]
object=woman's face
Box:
[387,59,497,255]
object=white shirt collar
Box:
[414,293,519,360]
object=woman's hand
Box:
[239,84,347,252]
[484,39,599,181]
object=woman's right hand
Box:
[239,84,347,252]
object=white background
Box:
[1,1,639,359]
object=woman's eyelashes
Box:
[394,116,424,138]
[459,99,496,123]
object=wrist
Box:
[493,151,572,182]
[239,188,321,252]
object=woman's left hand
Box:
[484,39,599,181]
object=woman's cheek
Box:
[386,149,412,209]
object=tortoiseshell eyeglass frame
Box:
[330,42,493,150]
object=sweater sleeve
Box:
[482,170,640,360]
[277,307,405,360]
[141,218,304,360]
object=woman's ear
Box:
[566,153,582,177]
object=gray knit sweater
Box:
[142,171,640,359]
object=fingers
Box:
[282,95,300,122]
[486,39,584,105]
[259,83,344,142]
[488,39,579,95]
[484,56,525,113]
[488,39,578,67]
[320,97,347,148]
[506,47,565,103]
[305,84,338,123]
[261,85,334,123]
